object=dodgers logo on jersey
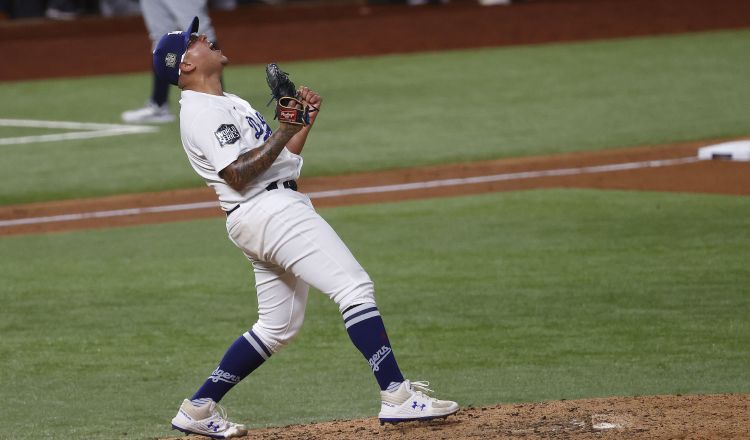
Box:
[246,112,272,141]
[214,124,241,147]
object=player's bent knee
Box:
[335,278,376,313]
[251,317,304,354]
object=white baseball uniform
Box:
[179,90,376,353]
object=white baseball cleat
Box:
[171,398,247,439]
[121,101,175,123]
[378,380,459,424]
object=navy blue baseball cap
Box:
[152,16,200,86]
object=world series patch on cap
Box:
[153,16,200,86]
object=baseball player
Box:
[153,17,459,438]
[122,0,218,123]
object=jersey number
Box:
[246,112,272,141]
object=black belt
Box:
[266,180,298,191]
[225,180,298,217]
[225,204,241,217]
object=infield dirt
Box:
[2,139,749,236]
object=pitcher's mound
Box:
[161,393,749,440]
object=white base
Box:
[697,141,750,161]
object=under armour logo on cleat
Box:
[411,401,426,411]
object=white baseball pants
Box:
[226,189,376,353]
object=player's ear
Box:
[180,61,196,74]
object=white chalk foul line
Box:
[0,156,699,228]
[0,202,220,227]
[0,118,158,146]
[306,156,699,198]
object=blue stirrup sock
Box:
[343,303,405,390]
[191,329,272,403]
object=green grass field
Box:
[1,190,749,439]
[2,25,750,440]
[1,29,750,204]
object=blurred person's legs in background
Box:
[99,0,141,17]
[209,0,236,11]
[122,0,217,123]
[46,0,81,20]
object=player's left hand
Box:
[298,86,322,123]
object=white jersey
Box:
[179,90,303,211]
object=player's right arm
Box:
[219,123,302,192]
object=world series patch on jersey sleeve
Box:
[215,124,241,147]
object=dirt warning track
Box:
[3,0,750,82]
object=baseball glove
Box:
[266,63,310,126]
